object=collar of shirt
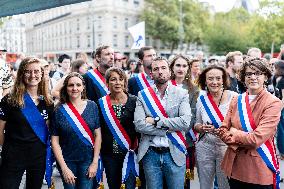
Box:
[144,72,154,85]
[153,81,170,102]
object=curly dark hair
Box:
[59,72,87,104]
[197,65,230,90]
[239,57,272,83]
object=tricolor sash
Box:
[135,72,151,91]
[59,102,94,147]
[86,69,109,96]
[238,92,280,189]
[140,87,187,154]
[21,93,53,188]
[171,80,197,142]
[59,102,104,186]
[200,93,224,128]
[99,95,139,186]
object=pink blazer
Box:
[219,89,282,185]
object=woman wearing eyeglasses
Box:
[218,57,282,189]
[194,65,236,189]
[0,57,54,189]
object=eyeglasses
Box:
[245,71,264,78]
[24,69,42,77]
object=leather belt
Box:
[150,146,170,153]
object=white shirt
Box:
[150,83,170,147]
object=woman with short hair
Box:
[219,57,282,189]
[98,67,138,189]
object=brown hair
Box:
[8,57,52,107]
[59,72,87,104]
[225,51,243,68]
[71,59,86,73]
[197,65,230,90]
[239,57,272,83]
[169,54,195,91]
[105,67,128,93]
[138,46,154,60]
[93,45,110,61]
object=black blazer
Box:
[99,94,138,155]
[83,72,105,104]
[128,77,141,96]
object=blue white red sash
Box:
[140,86,187,154]
[200,93,224,128]
[171,80,197,142]
[86,69,109,96]
[59,102,94,147]
[238,92,280,189]
[135,72,151,91]
[99,95,139,184]
[21,93,53,188]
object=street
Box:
[18,160,284,189]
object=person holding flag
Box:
[0,57,54,189]
[169,54,199,188]
[98,67,139,189]
[134,57,192,189]
[194,65,236,189]
[51,72,102,189]
[218,57,282,189]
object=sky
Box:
[199,0,260,12]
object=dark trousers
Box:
[229,178,273,189]
[102,154,136,189]
[0,141,46,189]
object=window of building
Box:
[98,34,102,45]
[113,34,118,47]
[134,0,139,6]
[87,16,90,30]
[69,36,72,48]
[124,18,128,30]
[87,35,91,48]
[125,35,129,48]
[97,16,102,29]
[77,18,80,31]
[113,16,117,29]
[77,35,80,48]
[69,21,72,34]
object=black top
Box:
[50,100,100,161]
[99,94,138,155]
[128,77,140,96]
[83,71,106,103]
[0,95,53,144]
[228,76,246,94]
[276,76,284,100]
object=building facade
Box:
[0,16,26,53]
[25,0,144,61]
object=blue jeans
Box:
[60,160,94,189]
[142,147,185,189]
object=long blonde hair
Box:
[8,57,53,107]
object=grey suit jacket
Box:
[134,83,192,166]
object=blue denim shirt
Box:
[51,100,100,162]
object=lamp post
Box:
[178,0,184,52]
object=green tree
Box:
[140,0,209,52]
[204,8,252,55]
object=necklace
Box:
[217,89,225,107]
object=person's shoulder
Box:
[128,76,137,84]
[127,93,137,102]
[87,100,98,108]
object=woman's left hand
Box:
[86,162,98,179]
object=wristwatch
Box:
[154,117,160,126]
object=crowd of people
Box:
[0,45,283,189]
